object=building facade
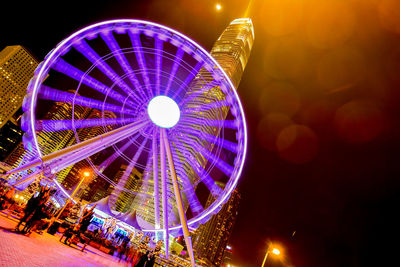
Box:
[192,189,241,266]
[0,46,38,160]
[190,18,254,266]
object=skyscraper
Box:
[210,18,254,89]
[190,18,253,265]
[4,99,91,183]
[192,188,241,266]
[131,18,254,234]
[0,45,38,160]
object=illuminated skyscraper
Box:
[190,18,253,265]
[192,188,241,266]
[132,18,254,232]
[0,46,38,128]
[5,100,91,183]
[210,18,254,89]
[0,46,38,160]
[110,165,142,213]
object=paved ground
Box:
[0,212,130,267]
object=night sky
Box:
[2,0,400,266]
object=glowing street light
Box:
[47,169,92,230]
[261,243,282,267]
[272,248,280,255]
[216,3,222,12]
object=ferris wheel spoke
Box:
[182,128,238,153]
[52,58,137,108]
[128,31,153,97]
[171,61,204,99]
[155,38,163,96]
[108,135,150,209]
[97,133,140,172]
[73,39,137,99]
[173,136,223,198]
[100,32,146,101]
[193,142,234,177]
[169,141,204,216]
[35,117,137,132]
[38,85,134,114]
[164,48,184,96]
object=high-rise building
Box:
[4,100,91,183]
[110,165,142,213]
[190,18,253,265]
[131,18,254,233]
[0,45,38,160]
[210,18,254,89]
[192,188,241,266]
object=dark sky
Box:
[2,0,400,266]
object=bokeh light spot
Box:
[260,0,304,36]
[276,124,319,164]
[259,81,301,117]
[306,0,356,49]
[317,46,366,93]
[257,113,293,152]
[378,0,400,34]
[334,100,386,143]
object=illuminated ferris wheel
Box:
[10,19,247,263]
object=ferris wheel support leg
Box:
[153,130,161,237]
[161,128,196,267]
[160,130,169,259]
[11,170,42,188]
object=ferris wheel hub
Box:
[147,95,180,128]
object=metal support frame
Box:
[6,120,146,176]
[161,128,195,267]
[160,129,169,259]
[153,129,161,238]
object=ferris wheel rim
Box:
[28,18,248,231]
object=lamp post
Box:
[48,170,91,228]
[261,245,281,267]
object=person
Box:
[15,195,39,231]
[21,197,48,234]
[145,240,163,267]
[79,204,96,234]
[60,224,76,245]
[134,236,150,267]
[117,240,128,262]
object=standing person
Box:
[79,204,96,234]
[134,236,151,267]
[15,195,38,231]
[145,240,163,267]
[117,240,128,262]
[21,197,47,234]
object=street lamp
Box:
[216,3,222,12]
[48,170,91,229]
[261,244,282,267]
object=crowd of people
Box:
[1,182,164,267]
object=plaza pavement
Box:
[0,213,129,267]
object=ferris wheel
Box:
[10,19,247,263]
